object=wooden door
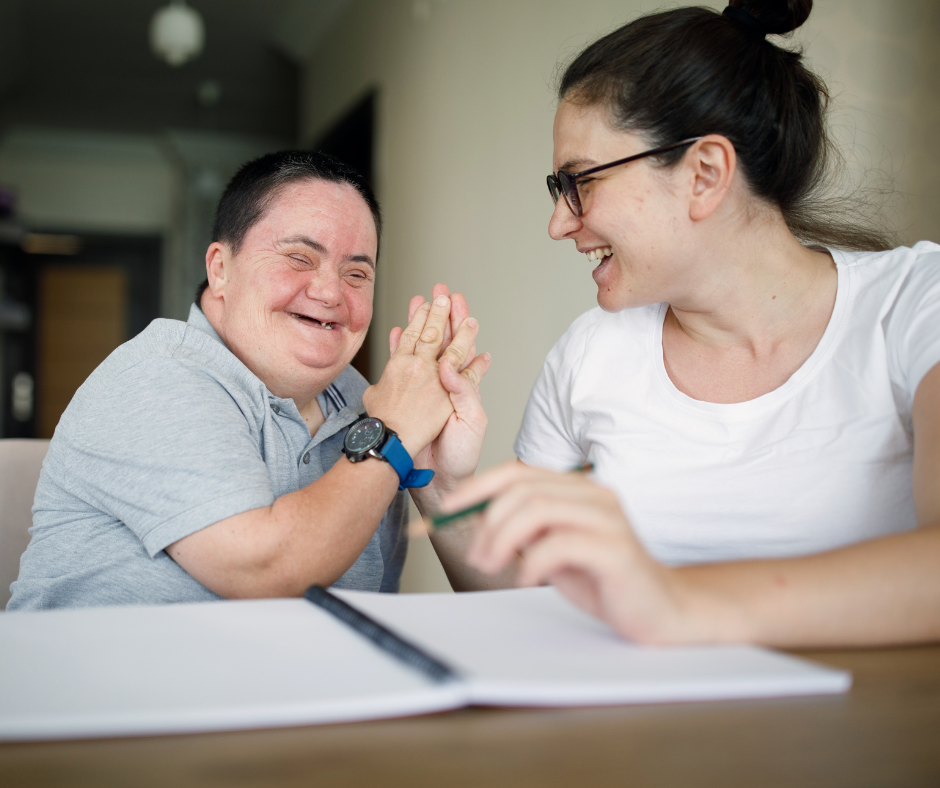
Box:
[37,266,127,438]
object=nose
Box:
[548,197,582,241]
[305,267,343,307]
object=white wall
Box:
[304,0,940,592]
[0,128,176,234]
[0,127,286,321]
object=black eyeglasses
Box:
[547,137,703,217]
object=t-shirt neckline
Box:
[651,249,852,417]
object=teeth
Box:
[293,313,335,329]
[585,247,612,263]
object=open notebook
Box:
[0,587,850,740]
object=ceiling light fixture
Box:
[149,0,205,67]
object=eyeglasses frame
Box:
[547,136,704,217]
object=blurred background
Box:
[1,0,938,592]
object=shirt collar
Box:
[186,302,225,345]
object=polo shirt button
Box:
[303,452,310,464]
[270,403,280,414]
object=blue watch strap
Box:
[380,434,434,490]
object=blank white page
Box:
[336,587,852,706]
[0,599,464,741]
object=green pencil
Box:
[429,463,593,530]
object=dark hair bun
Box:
[729,0,812,35]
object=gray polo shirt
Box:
[8,305,408,611]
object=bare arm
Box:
[384,283,506,591]
[448,362,940,647]
[167,295,478,598]
[710,360,940,646]
[167,458,400,598]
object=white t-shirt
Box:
[514,242,940,566]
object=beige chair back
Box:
[0,439,51,609]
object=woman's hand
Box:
[444,462,715,644]
[391,284,491,503]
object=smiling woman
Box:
[435,0,940,649]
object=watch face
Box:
[345,418,384,454]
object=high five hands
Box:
[363,283,491,505]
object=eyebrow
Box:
[555,158,595,174]
[280,234,375,268]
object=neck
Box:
[666,211,836,357]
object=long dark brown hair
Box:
[558,0,895,251]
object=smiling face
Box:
[549,100,693,312]
[204,178,377,403]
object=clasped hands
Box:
[362,283,490,499]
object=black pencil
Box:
[304,586,459,684]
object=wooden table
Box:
[1,645,938,788]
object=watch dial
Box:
[346,418,384,453]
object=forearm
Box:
[412,477,514,592]
[676,524,940,647]
[168,457,400,598]
[429,519,518,592]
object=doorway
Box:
[36,265,128,437]
[0,234,161,438]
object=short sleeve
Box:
[885,242,940,401]
[43,356,276,558]
[514,316,591,471]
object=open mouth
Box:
[585,247,612,270]
[291,313,337,330]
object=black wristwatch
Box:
[342,416,434,490]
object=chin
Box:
[293,331,362,369]
[290,344,350,372]
[596,290,635,313]
[301,354,350,373]
[595,270,654,312]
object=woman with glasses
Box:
[439,0,940,646]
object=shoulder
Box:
[827,243,940,342]
[59,318,268,434]
[833,242,940,400]
[545,304,656,370]
[561,304,655,341]
[88,319,259,396]
[833,240,940,268]
[834,242,940,295]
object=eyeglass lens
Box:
[546,173,582,217]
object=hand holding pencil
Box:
[429,463,592,530]
[435,461,698,645]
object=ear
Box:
[685,135,736,222]
[205,242,229,298]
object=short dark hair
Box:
[558,0,894,251]
[196,150,382,305]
